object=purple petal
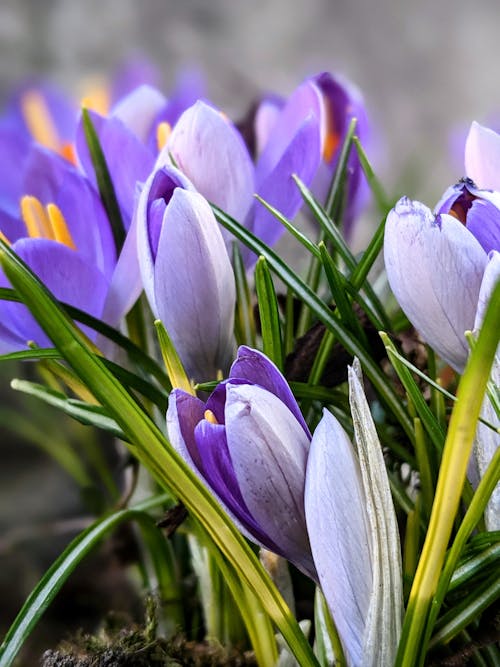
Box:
[250,114,321,248]
[253,94,284,155]
[111,84,167,144]
[2,238,108,347]
[465,200,500,254]
[224,382,315,578]
[0,127,32,216]
[166,388,206,470]
[305,409,372,665]
[230,346,311,438]
[111,57,162,103]
[76,109,155,224]
[153,188,235,381]
[255,79,322,183]
[384,197,488,371]
[465,121,500,190]
[166,101,255,227]
[474,251,500,330]
[0,208,26,244]
[136,165,194,313]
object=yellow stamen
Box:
[0,230,11,246]
[79,78,110,116]
[47,203,76,250]
[20,90,61,153]
[20,196,54,239]
[156,121,172,152]
[204,409,219,425]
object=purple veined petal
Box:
[474,250,500,330]
[305,409,372,667]
[166,388,207,470]
[465,121,500,190]
[153,68,207,130]
[136,165,194,314]
[101,206,142,328]
[229,346,311,438]
[153,188,236,382]
[2,238,109,348]
[224,382,316,578]
[166,101,255,229]
[249,113,321,249]
[384,197,488,372]
[166,389,277,548]
[75,109,155,225]
[464,200,500,254]
[194,418,276,547]
[111,84,167,144]
[255,79,322,185]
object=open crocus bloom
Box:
[136,164,236,382]
[0,145,139,352]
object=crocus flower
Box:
[164,77,323,259]
[136,164,235,382]
[0,145,138,352]
[167,347,402,665]
[384,188,498,372]
[305,360,402,666]
[252,72,370,239]
[166,345,317,579]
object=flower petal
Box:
[305,408,371,665]
[229,346,311,438]
[384,197,488,371]
[153,188,236,381]
[166,101,255,227]
[465,121,500,190]
[224,382,315,577]
[1,238,108,348]
[111,84,166,143]
[475,250,500,330]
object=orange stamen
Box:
[47,203,76,249]
[20,196,54,239]
[156,121,172,152]
[20,90,60,153]
[323,129,340,163]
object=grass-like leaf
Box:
[255,256,283,370]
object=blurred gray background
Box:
[2,0,500,201]
[2,0,500,661]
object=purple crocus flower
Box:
[167,345,317,579]
[165,78,323,259]
[168,348,402,665]
[384,125,500,373]
[0,145,139,352]
[136,164,236,382]
[252,72,370,239]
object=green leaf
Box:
[325,117,357,218]
[0,494,172,667]
[11,378,127,441]
[0,239,319,667]
[212,206,414,446]
[81,108,126,252]
[352,136,391,213]
[232,242,256,348]
[395,280,500,667]
[255,256,283,370]
[154,319,194,394]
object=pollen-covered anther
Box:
[156,122,172,152]
[20,90,60,153]
[204,409,219,425]
[20,196,76,250]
